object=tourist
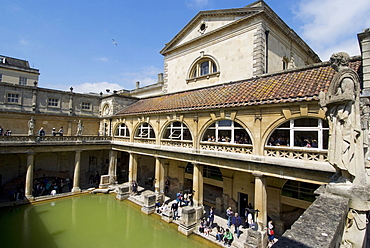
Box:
[58,127,64,136]
[268,220,275,244]
[208,207,215,227]
[171,201,179,220]
[155,200,162,214]
[51,127,56,136]
[198,218,205,234]
[204,221,212,236]
[215,225,225,242]
[38,127,45,136]
[246,209,254,229]
[131,181,138,195]
[165,178,170,194]
[223,228,233,247]
[232,212,242,238]
[226,207,233,227]
[0,126,3,136]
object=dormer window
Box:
[0,57,5,63]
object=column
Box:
[128,152,138,183]
[25,152,34,198]
[154,157,161,194]
[108,150,117,184]
[192,163,203,207]
[72,150,82,193]
[254,173,267,230]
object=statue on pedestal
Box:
[319,52,365,184]
[28,117,35,136]
[76,120,84,136]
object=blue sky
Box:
[1,0,369,93]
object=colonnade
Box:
[122,152,268,229]
[24,149,268,229]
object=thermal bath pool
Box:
[0,194,216,248]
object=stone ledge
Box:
[273,193,349,248]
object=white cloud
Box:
[186,0,209,9]
[294,0,370,60]
[73,82,124,94]
[94,57,109,62]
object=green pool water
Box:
[0,194,216,248]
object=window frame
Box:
[48,98,60,108]
[19,77,27,86]
[187,55,220,82]
[7,92,20,104]
[135,122,155,139]
[81,102,91,111]
[162,121,192,141]
[115,123,130,137]
[267,118,328,150]
[202,119,252,144]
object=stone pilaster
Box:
[192,163,203,207]
[25,152,34,198]
[128,152,138,184]
[108,150,117,185]
[71,150,82,193]
[254,173,267,230]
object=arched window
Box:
[202,120,252,144]
[189,56,219,79]
[135,122,155,139]
[282,180,320,202]
[267,118,328,149]
[115,123,130,137]
[162,121,192,141]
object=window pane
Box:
[279,121,290,128]
[268,130,289,146]
[323,130,329,149]
[294,118,318,127]
[218,130,231,142]
[218,120,232,127]
[212,62,217,73]
[200,61,209,76]
[293,131,318,147]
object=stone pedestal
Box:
[244,228,267,248]
[178,206,197,236]
[194,205,204,220]
[161,208,173,223]
[116,185,130,201]
[141,194,156,215]
[99,175,110,189]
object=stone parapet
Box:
[273,193,349,248]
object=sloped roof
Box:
[0,55,30,68]
[115,60,361,116]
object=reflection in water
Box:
[0,194,215,248]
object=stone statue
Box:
[28,117,35,136]
[76,120,84,136]
[319,52,365,184]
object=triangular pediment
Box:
[160,0,266,55]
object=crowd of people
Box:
[205,134,252,144]
[268,135,318,148]
[32,177,72,197]
[0,126,12,136]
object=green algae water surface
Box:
[0,194,216,248]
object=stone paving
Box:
[124,186,273,248]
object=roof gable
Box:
[160,1,265,55]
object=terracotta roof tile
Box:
[115,61,361,116]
